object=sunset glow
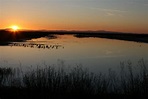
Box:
[11,25,19,31]
[0,0,148,33]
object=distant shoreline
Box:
[74,33,148,43]
[0,30,148,45]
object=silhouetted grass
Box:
[0,59,148,99]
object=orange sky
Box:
[0,0,148,34]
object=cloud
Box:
[90,7,126,16]
[103,9,126,17]
[106,12,115,16]
[101,8,127,13]
[91,7,126,13]
[60,4,126,17]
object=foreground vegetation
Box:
[0,59,148,99]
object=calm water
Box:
[0,34,148,73]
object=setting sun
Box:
[11,25,19,31]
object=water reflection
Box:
[0,34,148,73]
[9,43,64,50]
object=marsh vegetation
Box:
[0,59,148,99]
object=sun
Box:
[11,25,20,31]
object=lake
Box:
[0,34,148,73]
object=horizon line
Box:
[0,28,148,34]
